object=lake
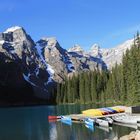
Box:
[0,104,136,140]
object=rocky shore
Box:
[112,130,140,140]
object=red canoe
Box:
[48,116,60,120]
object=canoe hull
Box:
[95,119,109,127]
[112,114,139,125]
[84,118,94,127]
[61,116,72,125]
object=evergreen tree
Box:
[56,83,61,104]
[84,72,91,103]
[90,71,97,102]
[79,72,85,103]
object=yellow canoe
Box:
[82,106,125,116]
[111,106,125,113]
[82,109,103,116]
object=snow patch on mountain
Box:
[23,74,37,87]
[46,37,57,47]
[89,44,102,58]
[67,63,75,72]
[46,65,55,84]
[62,54,75,72]
[4,26,22,33]
[35,44,54,84]
[101,38,134,69]
[34,67,39,77]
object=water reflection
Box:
[85,124,95,132]
[0,105,137,140]
[49,123,57,140]
[48,121,135,140]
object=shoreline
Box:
[113,130,140,140]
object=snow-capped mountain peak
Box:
[89,43,101,58]
[100,38,134,69]
[90,43,100,50]
[114,38,133,50]
[46,37,57,47]
[68,44,83,53]
[4,26,22,33]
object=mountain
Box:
[68,39,134,70]
[68,44,84,54]
[0,26,55,104]
[0,26,107,104]
[101,39,133,69]
[37,37,74,83]
[36,37,107,83]
[88,44,102,58]
[88,39,134,69]
[0,26,134,105]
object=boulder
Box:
[119,130,140,140]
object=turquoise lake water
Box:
[0,104,136,140]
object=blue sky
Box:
[0,0,140,50]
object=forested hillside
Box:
[56,33,140,105]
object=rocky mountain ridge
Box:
[0,26,134,102]
[89,39,133,69]
[68,39,134,69]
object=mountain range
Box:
[0,26,134,105]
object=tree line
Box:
[56,33,140,105]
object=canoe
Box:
[100,108,111,115]
[61,116,72,125]
[82,109,103,116]
[84,118,95,127]
[99,109,109,115]
[104,117,113,126]
[101,108,115,114]
[111,107,125,113]
[106,107,118,113]
[116,106,126,112]
[48,115,60,120]
[112,114,139,125]
[82,106,126,116]
[85,124,94,131]
[95,118,109,127]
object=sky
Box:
[0,0,140,50]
